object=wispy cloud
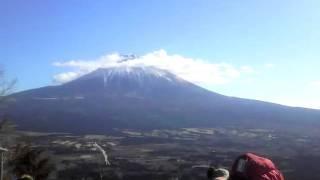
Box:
[53,50,254,85]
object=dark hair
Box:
[207,167,229,179]
[17,175,34,180]
[207,167,216,179]
[229,174,248,180]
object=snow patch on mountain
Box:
[74,66,181,88]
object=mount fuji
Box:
[3,65,320,134]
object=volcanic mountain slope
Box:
[4,66,320,133]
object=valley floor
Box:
[2,127,320,180]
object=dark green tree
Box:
[8,145,55,180]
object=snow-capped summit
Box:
[63,65,202,98]
[75,66,179,83]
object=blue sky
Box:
[1,0,320,108]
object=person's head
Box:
[207,167,229,180]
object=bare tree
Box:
[0,115,16,133]
[0,67,17,180]
[0,67,16,106]
[0,67,17,146]
[0,67,17,141]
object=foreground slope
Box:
[4,66,320,133]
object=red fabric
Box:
[231,153,284,180]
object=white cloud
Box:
[53,72,80,83]
[53,50,253,85]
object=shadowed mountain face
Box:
[3,66,320,134]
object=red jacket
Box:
[231,153,284,180]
